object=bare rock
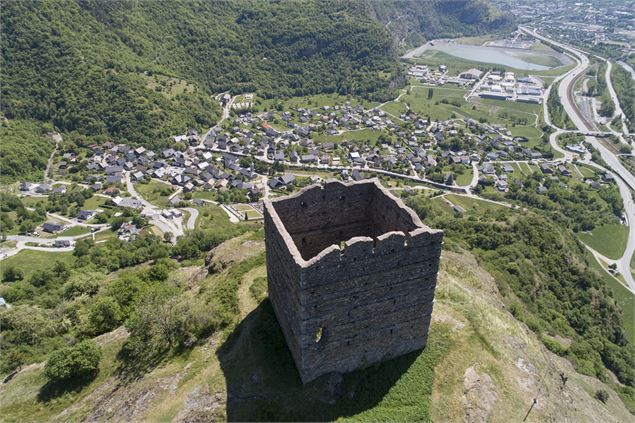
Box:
[463,364,497,423]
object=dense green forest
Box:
[0,120,54,183]
[612,65,635,132]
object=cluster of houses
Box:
[25,95,607,231]
[19,182,67,195]
[39,99,564,205]
[80,139,265,201]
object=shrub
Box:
[44,340,102,383]
[2,265,24,282]
[595,389,609,403]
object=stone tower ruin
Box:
[263,179,443,384]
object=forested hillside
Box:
[1,0,506,151]
[369,0,512,49]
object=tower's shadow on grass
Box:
[217,300,419,422]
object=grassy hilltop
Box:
[1,194,633,421]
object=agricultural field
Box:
[0,250,76,280]
[578,224,629,260]
[134,180,175,207]
[311,128,384,144]
[140,73,196,99]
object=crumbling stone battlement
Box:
[264,179,443,383]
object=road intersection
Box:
[521,26,635,291]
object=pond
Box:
[408,42,569,71]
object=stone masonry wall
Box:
[264,179,443,384]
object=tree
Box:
[2,265,24,282]
[44,340,102,383]
[427,88,434,99]
[73,238,94,257]
[163,231,174,243]
[28,269,54,287]
[85,297,123,335]
[63,271,105,299]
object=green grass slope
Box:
[578,224,628,260]
[0,243,631,422]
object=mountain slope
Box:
[1,0,509,150]
[369,0,513,49]
[0,244,630,422]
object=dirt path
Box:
[44,132,62,182]
[236,266,266,319]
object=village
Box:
[7,89,619,252]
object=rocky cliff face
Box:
[368,0,513,49]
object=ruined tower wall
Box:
[270,182,375,260]
[263,208,305,368]
[297,230,442,382]
[264,180,443,384]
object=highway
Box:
[520,26,635,291]
[604,60,630,136]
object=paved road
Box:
[202,94,235,142]
[47,212,109,229]
[521,26,635,291]
[124,172,184,241]
[208,148,469,193]
[182,207,199,230]
[1,226,112,260]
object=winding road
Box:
[124,172,184,242]
[521,26,635,291]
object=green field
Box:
[141,73,195,99]
[379,100,408,117]
[191,191,217,201]
[195,202,238,231]
[577,164,598,179]
[401,86,470,121]
[19,196,48,207]
[578,224,628,260]
[311,128,383,144]
[0,250,76,280]
[444,194,507,213]
[94,229,117,241]
[83,195,110,210]
[58,226,91,237]
[134,180,174,207]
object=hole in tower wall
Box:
[315,326,326,344]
